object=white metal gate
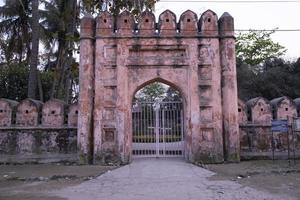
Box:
[132,101,184,157]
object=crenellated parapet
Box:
[0,98,78,128]
[270,96,297,120]
[237,96,299,125]
[82,9,235,38]
[246,97,272,124]
[0,98,18,127]
[239,96,300,159]
[158,10,177,36]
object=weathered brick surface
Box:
[42,99,67,127]
[247,97,272,124]
[219,12,239,162]
[0,98,18,127]
[238,99,248,125]
[0,128,77,163]
[68,103,78,127]
[16,99,43,127]
[78,14,95,164]
[271,96,297,120]
[239,96,300,159]
[79,9,240,164]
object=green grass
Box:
[133,134,182,143]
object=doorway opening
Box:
[132,82,184,157]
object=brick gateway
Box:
[78,9,239,164]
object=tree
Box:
[164,87,181,102]
[237,57,300,101]
[134,82,182,102]
[135,82,166,102]
[81,0,158,16]
[41,0,79,103]
[236,30,293,100]
[0,0,31,63]
[0,63,54,101]
[236,29,286,66]
[27,0,40,99]
[0,64,29,101]
[0,0,160,103]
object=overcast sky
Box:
[155,1,300,60]
[0,0,299,60]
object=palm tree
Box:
[0,0,31,63]
[28,0,40,99]
[81,0,158,16]
[41,0,79,103]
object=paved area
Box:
[51,158,295,200]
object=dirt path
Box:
[0,159,299,200]
[51,159,296,200]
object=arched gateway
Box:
[132,81,184,157]
[78,9,239,164]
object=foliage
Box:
[236,29,286,66]
[0,63,29,101]
[0,0,160,102]
[164,87,181,102]
[81,0,158,16]
[0,63,54,101]
[236,29,300,101]
[237,57,300,101]
[0,0,31,63]
[135,82,166,102]
[39,0,80,102]
[134,82,181,102]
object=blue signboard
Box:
[296,118,300,130]
[271,120,288,132]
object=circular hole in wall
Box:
[166,18,169,22]
[285,107,289,111]
[25,110,29,114]
[145,19,149,23]
[207,18,211,23]
[51,110,56,115]
[75,110,78,115]
[124,19,128,23]
[261,108,264,112]
[187,18,191,22]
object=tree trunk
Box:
[50,0,77,102]
[37,71,44,102]
[27,0,39,99]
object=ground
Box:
[0,163,117,200]
[207,159,300,199]
[0,159,299,200]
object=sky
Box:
[0,0,299,60]
[154,0,300,60]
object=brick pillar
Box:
[78,14,95,164]
[219,13,240,162]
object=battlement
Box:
[0,98,78,128]
[81,9,234,38]
[1,95,298,129]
